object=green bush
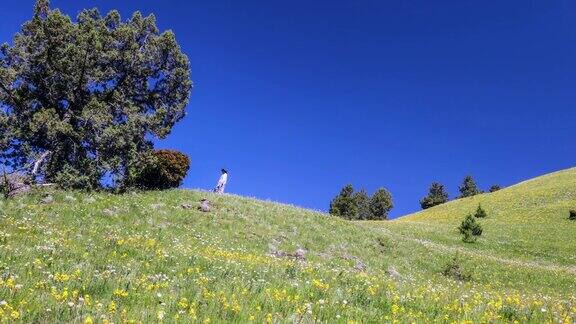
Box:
[442,256,472,281]
[489,185,501,192]
[53,164,100,190]
[131,150,190,190]
[569,210,576,221]
[474,204,488,218]
[0,172,8,197]
[458,214,482,243]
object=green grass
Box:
[0,168,575,322]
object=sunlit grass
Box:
[0,168,575,322]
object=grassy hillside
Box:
[370,167,576,267]
[0,168,575,322]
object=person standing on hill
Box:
[214,169,228,194]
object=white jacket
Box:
[217,173,228,187]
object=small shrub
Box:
[569,210,576,221]
[499,305,522,321]
[474,204,487,218]
[442,256,472,281]
[0,172,9,197]
[131,149,190,190]
[489,185,501,192]
[53,165,100,190]
[458,214,482,243]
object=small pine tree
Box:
[489,185,501,193]
[353,189,372,220]
[459,175,480,198]
[420,182,449,210]
[474,204,487,218]
[369,188,393,220]
[458,214,483,243]
[442,256,472,281]
[569,210,576,221]
[329,184,358,220]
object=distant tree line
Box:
[420,175,503,210]
[329,175,503,221]
[329,185,393,220]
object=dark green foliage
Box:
[330,186,394,220]
[458,214,483,243]
[442,256,472,281]
[458,175,480,198]
[0,1,192,189]
[0,171,8,197]
[420,182,449,209]
[53,165,101,190]
[499,306,522,322]
[353,189,372,220]
[129,150,190,190]
[489,185,501,192]
[369,188,393,220]
[474,204,487,218]
[329,184,358,219]
[569,210,576,221]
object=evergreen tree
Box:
[420,182,449,209]
[353,189,372,220]
[458,214,483,243]
[329,184,358,219]
[458,175,480,198]
[0,0,192,189]
[474,204,487,218]
[369,188,393,220]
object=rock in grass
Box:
[269,247,307,260]
[293,248,307,260]
[40,195,54,204]
[2,172,31,197]
[386,266,402,280]
[102,207,118,216]
[198,199,211,212]
[355,261,367,271]
[150,203,165,210]
[181,203,193,209]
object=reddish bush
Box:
[133,149,190,190]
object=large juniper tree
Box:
[0,0,192,189]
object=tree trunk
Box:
[32,151,51,176]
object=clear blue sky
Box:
[2,0,575,217]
